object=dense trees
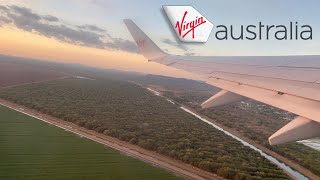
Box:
[0,78,289,179]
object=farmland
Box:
[0,105,183,180]
[0,77,289,179]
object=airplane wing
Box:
[124,19,320,145]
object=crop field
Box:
[0,61,66,87]
[0,105,182,180]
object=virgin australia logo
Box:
[163,6,313,42]
[163,6,213,42]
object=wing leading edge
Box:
[124,19,320,145]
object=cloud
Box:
[105,37,138,53]
[162,38,196,55]
[184,52,196,56]
[0,5,8,11]
[77,24,106,33]
[0,6,11,27]
[0,5,137,53]
[0,16,11,27]
[161,38,189,51]
[10,6,41,21]
[42,15,59,22]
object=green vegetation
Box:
[0,105,182,180]
[144,77,320,177]
[0,78,289,179]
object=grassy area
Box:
[0,78,289,179]
[0,105,182,180]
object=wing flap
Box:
[201,90,247,109]
[206,77,320,123]
[209,71,320,102]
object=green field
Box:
[0,105,182,180]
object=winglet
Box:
[269,116,320,145]
[124,19,167,60]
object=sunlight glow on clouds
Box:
[0,5,137,52]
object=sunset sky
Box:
[0,0,319,79]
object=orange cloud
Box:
[0,26,198,79]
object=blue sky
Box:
[2,0,320,56]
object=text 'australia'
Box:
[214,22,312,40]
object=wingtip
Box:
[123,19,133,24]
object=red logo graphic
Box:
[175,11,207,39]
[137,39,145,48]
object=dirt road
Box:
[0,99,223,180]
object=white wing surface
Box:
[124,19,320,145]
